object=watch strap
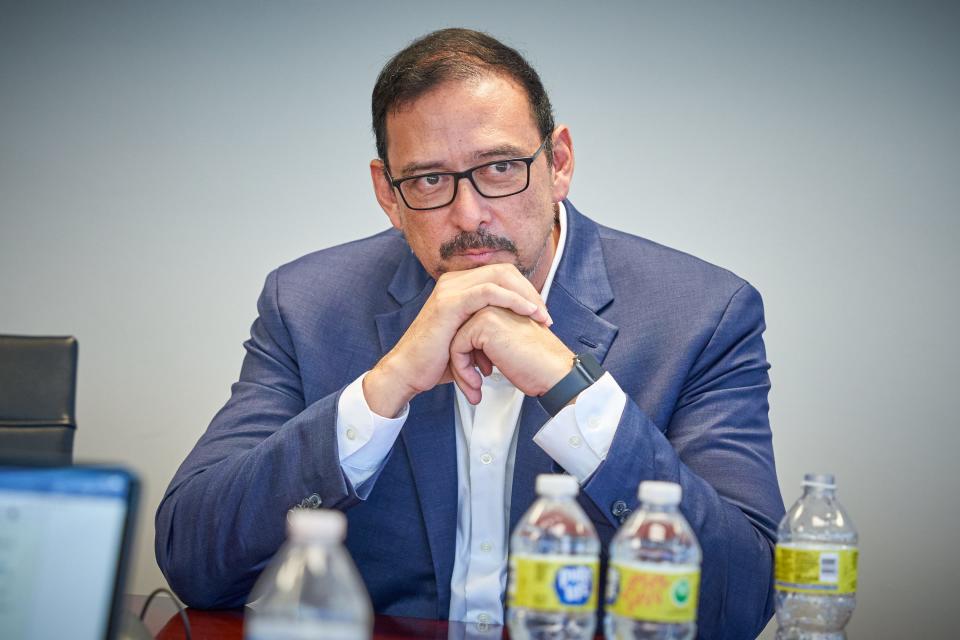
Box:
[539,353,604,417]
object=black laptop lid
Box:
[0,465,139,639]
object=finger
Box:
[489,267,552,324]
[450,358,482,404]
[449,344,483,399]
[449,322,484,403]
[452,370,482,404]
[460,283,552,325]
[475,349,494,377]
[487,267,552,324]
[446,265,552,325]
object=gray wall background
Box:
[2,2,957,637]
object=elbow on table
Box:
[154,509,251,609]
[723,536,777,638]
[157,547,250,609]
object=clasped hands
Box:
[363,264,575,418]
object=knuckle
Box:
[476,306,498,320]
[492,263,513,278]
[478,282,499,297]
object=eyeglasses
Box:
[387,136,549,211]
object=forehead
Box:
[384,74,540,170]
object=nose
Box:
[447,175,493,231]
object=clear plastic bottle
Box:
[605,481,702,640]
[507,474,601,640]
[245,509,373,640]
[775,473,858,640]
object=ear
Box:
[548,125,574,203]
[370,159,403,230]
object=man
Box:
[156,28,784,637]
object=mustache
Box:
[439,228,518,260]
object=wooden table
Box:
[130,594,509,639]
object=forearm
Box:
[155,390,357,609]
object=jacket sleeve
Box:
[582,282,784,640]
[154,269,361,609]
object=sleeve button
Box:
[295,493,323,509]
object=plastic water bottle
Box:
[507,473,601,640]
[775,473,858,640]
[605,481,702,640]
[245,509,373,640]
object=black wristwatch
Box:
[539,353,605,417]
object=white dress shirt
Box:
[334,203,627,624]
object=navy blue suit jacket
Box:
[156,202,784,639]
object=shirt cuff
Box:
[336,371,409,487]
[532,372,626,483]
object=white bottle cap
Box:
[803,473,836,489]
[536,473,579,497]
[638,481,682,505]
[287,508,346,542]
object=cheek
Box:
[512,196,555,240]
[409,221,445,248]
[399,218,447,262]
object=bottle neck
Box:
[640,501,680,513]
[802,485,836,499]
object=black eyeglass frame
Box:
[386,136,550,211]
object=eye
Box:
[478,160,521,180]
[404,173,450,196]
[411,174,445,190]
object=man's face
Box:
[370,73,573,291]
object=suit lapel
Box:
[509,202,620,530]
[399,384,457,618]
[375,255,457,618]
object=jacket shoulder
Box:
[274,228,407,293]
[595,223,753,303]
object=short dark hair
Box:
[372,28,555,169]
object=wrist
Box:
[540,347,577,396]
[363,356,415,419]
[538,352,605,417]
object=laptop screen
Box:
[0,466,139,640]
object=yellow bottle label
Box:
[775,544,858,595]
[606,561,700,624]
[508,554,599,612]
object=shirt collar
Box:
[537,201,567,304]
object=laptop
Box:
[0,465,140,639]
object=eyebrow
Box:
[398,144,530,177]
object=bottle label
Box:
[774,544,858,595]
[508,553,599,612]
[606,561,700,624]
